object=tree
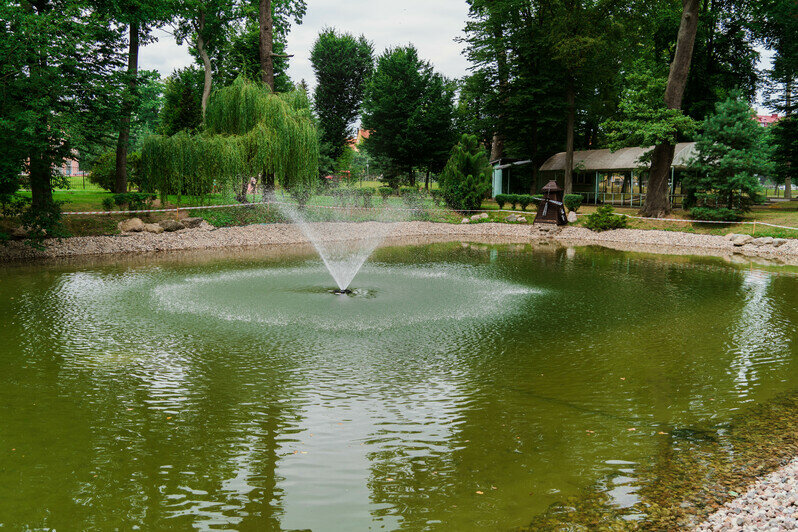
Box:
[438,134,491,211]
[770,117,797,199]
[107,1,176,193]
[361,46,455,186]
[1,0,123,235]
[258,0,306,90]
[174,0,241,116]
[141,77,318,201]
[160,67,204,136]
[642,0,701,217]
[546,0,624,194]
[685,93,771,212]
[211,16,293,92]
[310,28,373,164]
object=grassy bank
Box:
[5,180,798,239]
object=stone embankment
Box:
[694,459,798,531]
[1,219,797,263]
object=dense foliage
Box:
[438,134,491,212]
[361,46,455,186]
[141,77,319,200]
[310,29,374,164]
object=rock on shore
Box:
[0,221,796,263]
[694,459,798,531]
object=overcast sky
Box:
[140,0,472,91]
[139,0,774,112]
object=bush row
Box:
[494,193,584,212]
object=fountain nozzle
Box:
[332,288,353,295]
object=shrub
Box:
[89,150,142,192]
[112,192,155,211]
[358,188,374,208]
[438,134,491,211]
[429,189,444,207]
[378,187,393,200]
[101,197,114,211]
[518,194,533,211]
[563,194,583,212]
[689,206,742,222]
[583,205,628,232]
[495,194,510,210]
[399,186,419,196]
[509,194,522,209]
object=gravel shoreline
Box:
[1,221,797,264]
[695,459,798,531]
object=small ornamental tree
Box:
[438,134,491,211]
[685,93,771,213]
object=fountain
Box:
[271,193,399,292]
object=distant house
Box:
[755,114,781,127]
[346,129,371,152]
[58,158,84,176]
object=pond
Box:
[1,242,797,530]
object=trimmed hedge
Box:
[689,207,742,222]
[563,194,583,212]
[496,193,540,211]
[378,187,393,200]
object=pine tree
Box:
[438,134,491,211]
[686,93,771,212]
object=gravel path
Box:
[0,221,797,264]
[694,459,798,531]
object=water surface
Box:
[1,243,797,530]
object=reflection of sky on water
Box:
[728,270,791,401]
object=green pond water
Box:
[1,242,797,530]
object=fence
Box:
[576,192,686,207]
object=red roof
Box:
[755,114,781,126]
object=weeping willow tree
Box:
[141,77,319,203]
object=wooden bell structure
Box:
[534,180,567,225]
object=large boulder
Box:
[181,216,204,228]
[143,223,164,234]
[772,238,788,247]
[751,236,774,247]
[159,219,185,232]
[118,217,145,233]
[470,213,482,221]
[731,234,753,246]
[567,211,578,223]
[461,218,470,224]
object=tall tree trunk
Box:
[785,79,792,199]
[258,0,274,91]
[490,21,508,161]
[197,12,212,117]
[29,150,53,211]
[425,170,430,190]
[641,0,700,217]
[115,21,139,194]
[564,80,575,195]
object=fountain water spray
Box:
[270,193,398,291]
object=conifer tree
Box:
[685,93,771,212]
[438,134,491,211]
